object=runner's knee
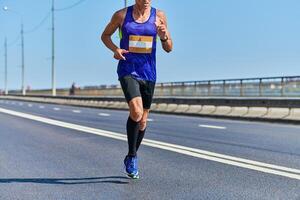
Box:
[130,108,143,122]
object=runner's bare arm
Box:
[101,9,129,60]
[156,10,173,53]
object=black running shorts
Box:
[119,75,155,109]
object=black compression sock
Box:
[136,128,146,152]
[126,116,140,157]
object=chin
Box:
[143,4,150,8]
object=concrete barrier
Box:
[166,104,178,112]
[107,101,120,108]
[150,103,158,110]
[154,103,168,112]
[1,95,300,123]
[174,104,190,113]
[186,105,202,114]
[228,107,248,117]
[244,107,268,118]
[213,106,232,116]
[199,105,216,115]
[263,108,290,119]
[116,102,127,109]
[101,101,109,107]
[284,108,300,121]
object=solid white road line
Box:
[147,118,154,122]
[0,107,299,181]
[53,108,60,111]
[199,124,226,129]
[28,104,33,107]
[39,106,45,109]
[73,110,81,113]
[98,113,110,117]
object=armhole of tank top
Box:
[152,8,159,41]
[151,7,156,23]
[119,7,132,40]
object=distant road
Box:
[0,100,299,200]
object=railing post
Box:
[240,80,244,97]
[281,77,285,97]
[181,82,185,96]
[208,81,211,96]
[194,81,197,96]
[170,82,173,96]
[222,80,226,96]
[259,78,262,97]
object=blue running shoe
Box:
[124,155,139,179]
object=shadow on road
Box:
[0,176,130,185]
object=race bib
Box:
[129,35,153,54]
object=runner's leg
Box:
[127,97,143,156]
[136,109,149,151]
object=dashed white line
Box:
[147,118,154,122]
[98,113,111,117]
[19,103,23,106]
[53,107,60,111]
[72,110,81,113]
[39,106,45,109]
[28,104,33,107]
[199,124,226,129]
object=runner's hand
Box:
[155,19,168,40]
[114,48,129,60]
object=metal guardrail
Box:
[7,76,300,97]
[155,76,300,97]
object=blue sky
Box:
[0,0,300,90]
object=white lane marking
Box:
[53,107,60,111]
[199,124,226,130]
[98,113,110,117]
[72,110,81,113]
[147,118,154,122]
[28,104,33,107]
[19,103,23,106]
[39,106,45,109]
[0,107,300,181]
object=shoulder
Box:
[156,9,166,18]
[112,8,127,22]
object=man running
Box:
[101,0,173,179]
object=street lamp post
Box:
[21,22,25,95]
[51,0,56,96]
[3,6,26,96]
[4,37,8,95]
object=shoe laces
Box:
[129,157,137,169]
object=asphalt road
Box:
[0,99,299,200]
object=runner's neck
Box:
[133,4,151,17]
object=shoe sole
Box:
[127,173,139,179]
[123,167,140,179]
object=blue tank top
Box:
[117,6,157,82]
